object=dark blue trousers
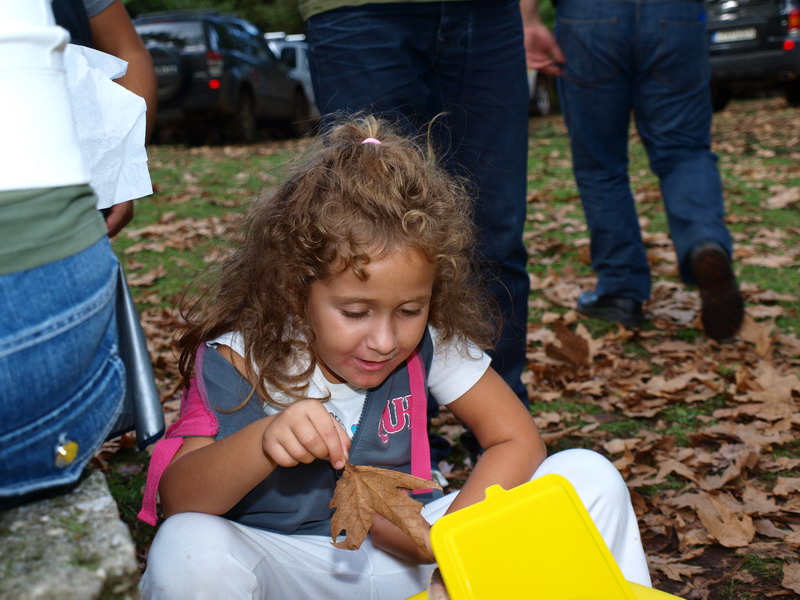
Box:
[307,0,531,406]
[555,0,733,302]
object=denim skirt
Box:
[0,237,125,499]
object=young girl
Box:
[138,116,651,599]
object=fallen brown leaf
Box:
[648,554,707,582]
[773,477,800,497]
[764,186,800,210]
[671,492,756,548]
[544,319,591,367]
[782,561,800,595]
[329,462,441,558]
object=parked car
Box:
[528,68,557,116]
[706,0,800,111]
[265,33,320,120]
[133,11,313,142]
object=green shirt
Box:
[300,0,467,21]
[0,185,108,276]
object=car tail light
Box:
[206,51,224,78]
[788,9,800,34]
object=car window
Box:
[136,21,206,52]
[252,37,273,62]
[235,24,272,61]
[214,22,239,52]
[206,25,220,52]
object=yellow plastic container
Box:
[408,474,684,600]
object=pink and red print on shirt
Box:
[379,394,412,443]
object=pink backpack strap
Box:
[407,350,432,490]
[138,437,184,525]
[138,345,218,525]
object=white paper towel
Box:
[64,44,153,209]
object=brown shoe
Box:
[690,242,744,341]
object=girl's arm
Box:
[159,348,350,519]
[159,419,275,518]
[370,367,545,562]
[443,367,545,514]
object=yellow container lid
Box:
[426,474,667,600]
[408,583,681,600]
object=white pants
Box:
[139,449,651,599]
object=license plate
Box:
[712,27,757,43]
[154,64,179,77]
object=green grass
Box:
[636,474,690,499]
[661,398,726,445]
[530,398,601,415]
[597,419,644,438]
[104,449,152,555]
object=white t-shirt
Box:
[207,327,491,439]
[1,2,88,192]
[1,0,150,200]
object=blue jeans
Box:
[308,0,531,404]
[555,0,733,302]
[0,238,124,499]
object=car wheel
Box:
[233,91,258,143]
[785,82,800,108]
[710,81,731,112]
[289,89,313,137]
[531,75,554,116]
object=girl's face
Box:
[306,246,435,389]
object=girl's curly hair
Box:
[176,114,497,405]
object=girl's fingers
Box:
[264,402,350,468]
[265,432,314,467]
[315,411,350,470]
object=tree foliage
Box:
[539,0,555,28]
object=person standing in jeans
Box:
[522,0,744,342]
[303,1,548,449]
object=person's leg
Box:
[555,0,650,304]
[633,0,742,340]
[140,513,262,599]
[532,449,651,586]
[307,3,438,126]
[632,0,732,278]
[140,512,434,599]
[429,0,531,405]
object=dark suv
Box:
[707,0,800,111]
[134,11,312,141]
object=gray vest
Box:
[199,330,437,535]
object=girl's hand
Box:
[370,513,435,564]
[262,400,351,470]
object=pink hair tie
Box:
[361,137,381,145]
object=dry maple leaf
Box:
[329,462,441,558]
[544,319,590,367]
[783,561,800,595]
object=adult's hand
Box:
[105,200,134,238]
[520,0,565,76]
